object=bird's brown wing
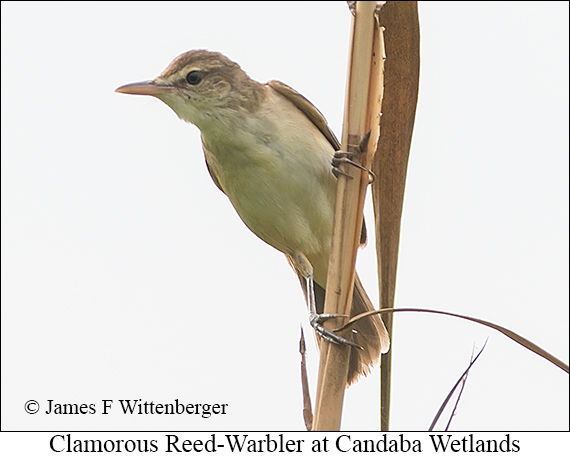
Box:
[268,79,367,246]
[267,80,341,151]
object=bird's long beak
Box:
[115,80,173,96]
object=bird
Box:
[116,49,389,385]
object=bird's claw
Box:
[309,313,363,350]
[331,130,375,183]
[332,153,376,183]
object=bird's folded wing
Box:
[267,80,341,151]
[268,80,367,247]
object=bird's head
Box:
[116,50,265,129]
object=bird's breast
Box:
[202,114,337,280]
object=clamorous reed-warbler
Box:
[116,49,389,385]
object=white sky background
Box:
[1,0,568,435]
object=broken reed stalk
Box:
[312,1,385,431]
[299,328,313,431]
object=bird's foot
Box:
[309,312,363,350]
[331,131,375,182]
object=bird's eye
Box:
[186,71,203,85]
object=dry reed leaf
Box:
[337,308,569,373]
[428,340,488,431]
[371,1,421,431]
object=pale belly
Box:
[205,138,337,286]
